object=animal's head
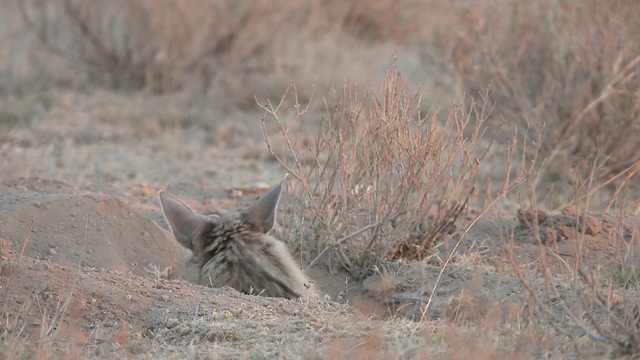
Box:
[158,183,283,254]
[158,183,312,298]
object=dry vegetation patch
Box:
[259,62,531,280]
[1,0,640,358]
[429,0,640,200]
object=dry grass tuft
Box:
[503,168,640,357]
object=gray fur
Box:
[159,184,311,299]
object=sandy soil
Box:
[1,91,639,359]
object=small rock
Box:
[48,248,57,255]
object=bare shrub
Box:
[19,0,252,93]
[259,60,539,279]
[430,1,640,199]
[15,0,432,102]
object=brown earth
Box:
[1,92,639,358]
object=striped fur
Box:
[159,184,311,299]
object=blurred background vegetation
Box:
[1,0,639,209]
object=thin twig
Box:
[17,219,34,269]
[307,214,400,270]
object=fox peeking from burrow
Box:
[158,182,312,299]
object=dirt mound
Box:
[1,251,372,359]
[0,179,381,358]
[0,181,185,278]
[2,175,636,358]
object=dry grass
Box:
[10,0,433,108]
[429,0,640,203]
[1,0,640,358]
[7,0,638,205]
[498,166,640,357]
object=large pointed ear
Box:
[158,191,206,250]
[243,183,282,234]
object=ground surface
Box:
[1,92,638,359]
[1,0,639,357]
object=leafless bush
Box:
[430,1,640,198]
[15,0,430,101]
[19,0,257,93]
[259,60,539,279]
